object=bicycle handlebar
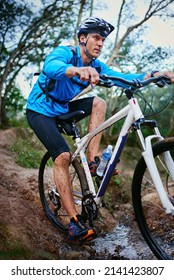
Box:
[98,74,172,89]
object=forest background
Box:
[0,0,174,146]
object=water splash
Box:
[92,224,140,259]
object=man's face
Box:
[84,33,105,58]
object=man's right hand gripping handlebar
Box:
[66,66,100,86]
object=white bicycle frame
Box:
[71,96,174,215]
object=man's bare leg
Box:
[87,96,107,163]
[53,152,96,241]
[53,152,77,219]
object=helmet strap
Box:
[80,34,95,61]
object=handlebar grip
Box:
[154,76,172,88]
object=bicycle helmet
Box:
[77,17,115,39]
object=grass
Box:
[10,138,45,168]
[0,244,57,260]
[0,247,57,260]
[0,247,30,260]
[8,128,46,169]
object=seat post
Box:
[72,121,81,139]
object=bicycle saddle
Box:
[56,110,85,135]
[56,110,85,123]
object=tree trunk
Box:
[1,97,8,127]
[73,0,87,45]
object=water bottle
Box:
[96,145,113,177]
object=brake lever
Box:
[98,79,114,87]
[98,74,115,87]
[154,76,172,88]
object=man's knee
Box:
[54,152,71,167]
[93,96,107,112]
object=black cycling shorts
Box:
[26,97,94,161]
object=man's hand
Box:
[66,66,99,85]
[144,70,174,83]
[157,70,174,83]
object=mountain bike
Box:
[38,74,174,260]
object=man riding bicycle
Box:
[26,17,174,242]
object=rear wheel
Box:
[38,152,89,234]
[132,138,174,259]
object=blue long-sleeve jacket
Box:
[26,45,145,117]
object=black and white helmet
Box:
[77,17,115,39]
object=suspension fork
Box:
[134,121,174,214]
[142,135,174,214]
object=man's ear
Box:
[79,34,87,44]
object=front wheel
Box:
[38,152,89,234]
[132,138,174,260]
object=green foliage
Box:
[8,116,28,128]
[0,246,30,260]
[9,128,47,168]
[0,0,32,43]
[9,138,45,168]
[0,0,83,127]
[5,83,27,119]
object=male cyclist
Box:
[26,17,174,242]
